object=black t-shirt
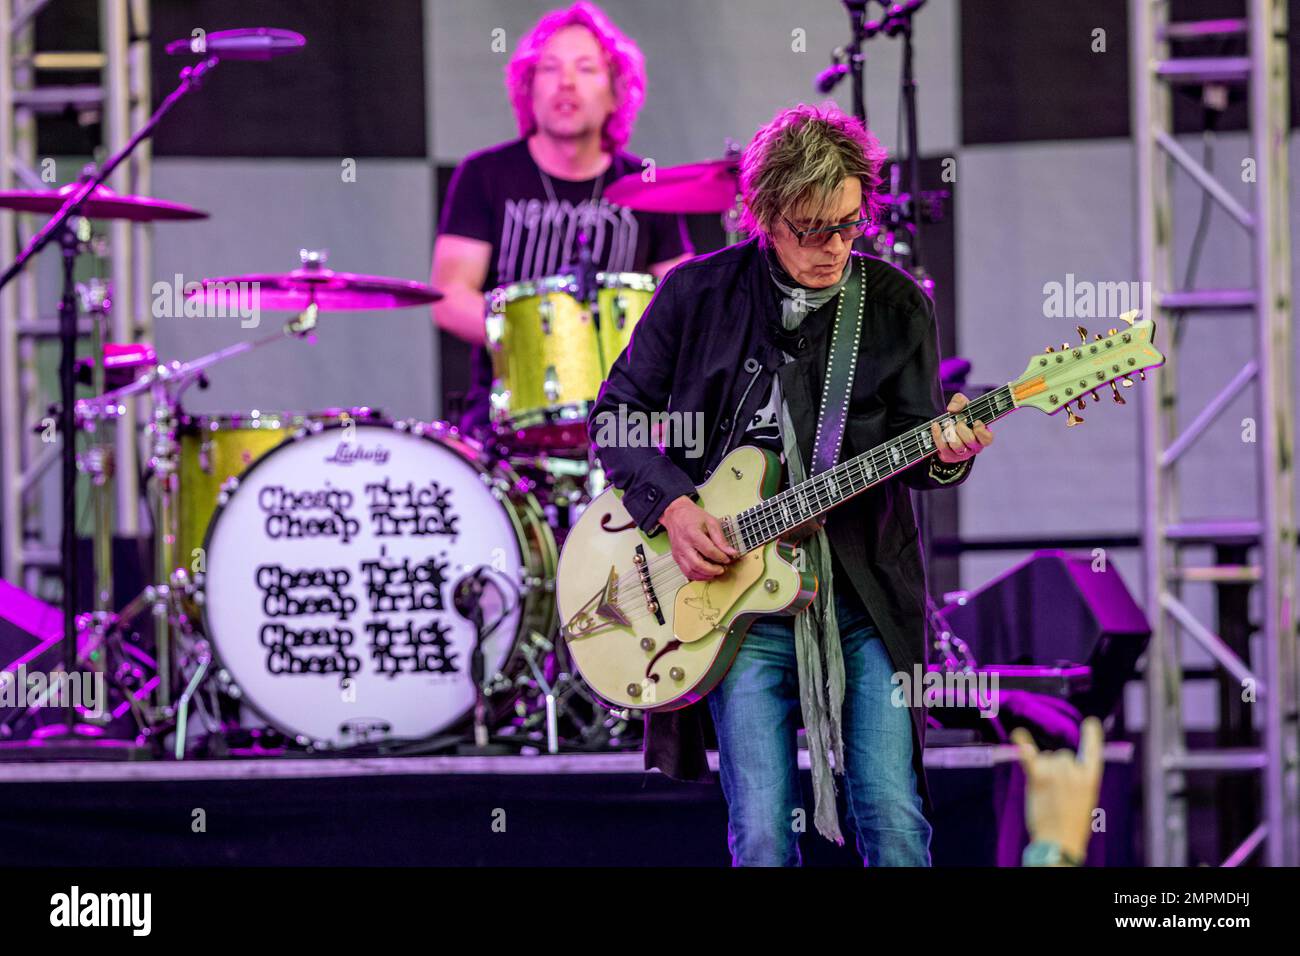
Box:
[437,138,692,435]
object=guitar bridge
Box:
[634,544,665,626]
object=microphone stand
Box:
[842,0,872,127]
[0,55,222,743]
[453,567,515,756]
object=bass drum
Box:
[196,420,556,748]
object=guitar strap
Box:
[810,256,865,476]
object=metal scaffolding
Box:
[1131,0,1297,865]
[0,0,151,591]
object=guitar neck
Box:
[731,384,1018,551]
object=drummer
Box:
[431,1,692,442]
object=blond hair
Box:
[506,2,646,153]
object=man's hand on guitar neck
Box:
[932,392,994,464]
[660,496,740,581]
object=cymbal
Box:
[604,158,740,214]
[188,266,444,311]
[0,183,209,222]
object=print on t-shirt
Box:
[746,377,783,445]
[498,197,640,286]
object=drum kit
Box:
[0,156,685,757]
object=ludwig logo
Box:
[324,442,390,465]
[340,717,392,742]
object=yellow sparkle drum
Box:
[485,272,655,450]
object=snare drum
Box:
[196,419,557,748]
[484,271,655,449]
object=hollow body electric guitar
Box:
[557,313,1164,712]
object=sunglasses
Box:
[781,208,872,248]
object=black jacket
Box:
[587,237,974,805]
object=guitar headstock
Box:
[1009,310,1164,426]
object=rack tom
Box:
[484,272,655,450]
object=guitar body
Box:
[557,445,817,712]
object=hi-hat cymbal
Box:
[604,158,741,214]
[188,263,443,312]
[0,183,209,222]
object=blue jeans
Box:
[706,588,932,866]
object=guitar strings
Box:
[604,389,1010,620]
[611,386,1010,600]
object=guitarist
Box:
[588,103,993,866]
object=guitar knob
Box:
[669,667,685,681]
[626,683,641,698]
[640,637,655,652]
[764,579,779,593]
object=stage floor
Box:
[0,744,1136,866]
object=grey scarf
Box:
[766,253,853,845]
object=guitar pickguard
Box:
[672,549,765,643]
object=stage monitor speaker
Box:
[937,549,1150,718]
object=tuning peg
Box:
[1120,375,1134,388]
[1110,381,1127,405]
[1094,333,1104,341]
[1061,342,1071,351]
[1107,328,1118,336]
[1066,404,1085,427]
[1077,395,1087,410]
[1076,325,1089,343]
[1044,346,1055,353]
[1090,389,1102,402]
[1119,309,1140,326]
[1138,370,1146,381]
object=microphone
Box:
[453,566,491,621]
[164,27,306,60]
[814,59,850,94]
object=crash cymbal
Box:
[604,158,741,214]
[188,251,443,311]
[0,183,208,222]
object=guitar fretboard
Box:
[733,384,1016,551]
